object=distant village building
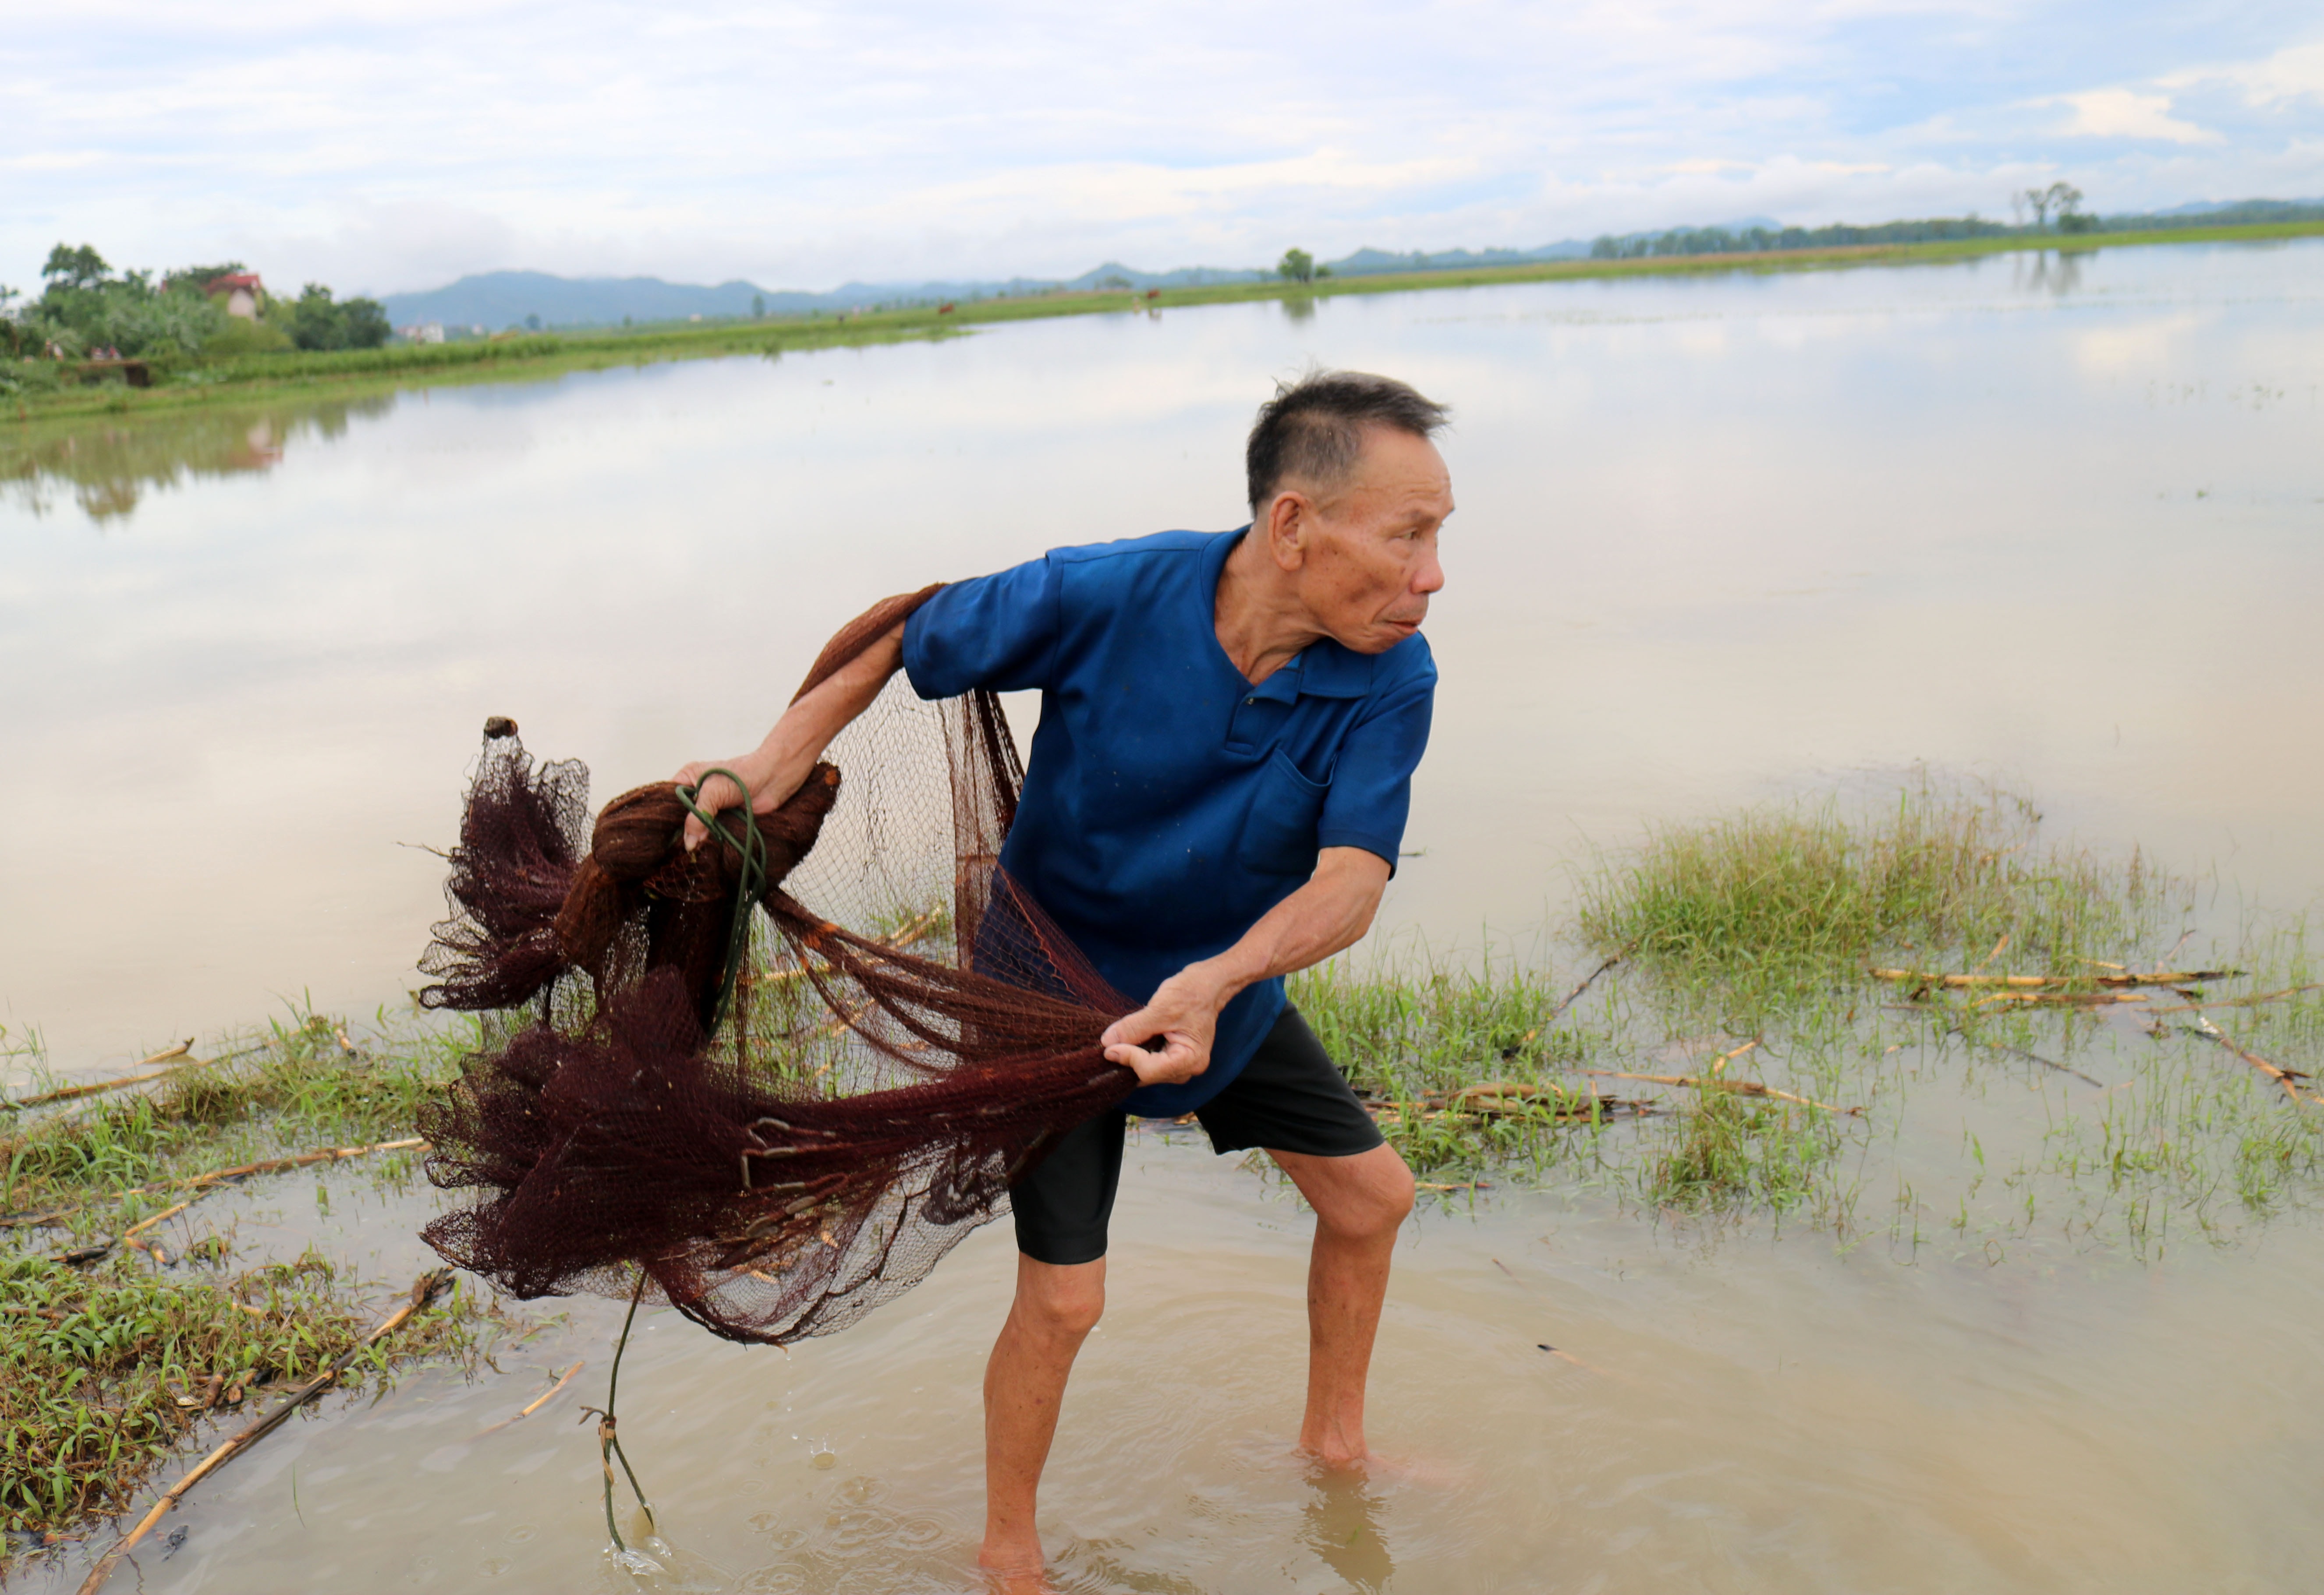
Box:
[204,272,266,320]
[397,322,447,345]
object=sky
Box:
[5,1,2322,297]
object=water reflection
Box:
[1300,1470,1395,1592]
[2010,248,2087,296]
[4,239,2322,1071]
[1,395,393,522]
[1279,294,1318,324]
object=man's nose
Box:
[1413,548,1445,596]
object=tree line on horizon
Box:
[1,244,390,379]
[1585,192,2324,262]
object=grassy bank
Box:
[0,1011,511,1555]
[12,219,2322,425]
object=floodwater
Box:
[8,239,2324,1591]
[20,1138,2324,1595]
[6,239,2322,1072]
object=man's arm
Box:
[1100,846,1390,1087]
[675,620,905,849]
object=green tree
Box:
[1277,248,1315,284]
[19,243,230,358]
[751,293,765,318]
[283,283,393,351]
[340,296,391,348]
[41,244,110,290]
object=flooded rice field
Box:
[6,238,2324,1591]
[19,1137,2324,1595]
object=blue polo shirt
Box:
[900,527,1436,1115]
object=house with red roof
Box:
[205,273,266,320]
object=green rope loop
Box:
[672,766,769,1036]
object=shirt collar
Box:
[1210,526,1379,701]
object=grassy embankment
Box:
[0,1011,512,1553]
[12,218,2323,426]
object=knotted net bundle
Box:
[415,590,1138,1345]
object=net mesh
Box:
[415,591,1139,1345]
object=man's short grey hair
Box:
[1244,370,1449,514]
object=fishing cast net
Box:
[415,589,1139,1346]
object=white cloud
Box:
[2165,39,2324,110]
[2057,88,2222,145]
[1,3,2318,293]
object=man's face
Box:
[1290,424,1452,655]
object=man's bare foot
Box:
[978,1540,1056,1595]
[1293,1443,1469,1489]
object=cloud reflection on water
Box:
[2,239,2321,1070]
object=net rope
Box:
[414,589,1140,1346]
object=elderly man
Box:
[680,369,1450,1584]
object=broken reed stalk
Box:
[118,1200,193,1241]
[74,1270,452,1595]
[1871,968,2237,991]
[587,1274,656,1553]
[1976,990,2165,1009]
[1373,1082,1643,1124]
[2186,1016,2317,1105]
[2149,984,2323,1015]
[474,1360,586,1438]
[753,907,944,988]
[1545,953,1624,1024]
[0,1137,429,1231]
[1,1042,198,1111]
[1967,1036,2107,1089]
[1583,1043,1857,1116]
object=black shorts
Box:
[1009,1003,1384,1266]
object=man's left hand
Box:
[1102,965,1236,1087]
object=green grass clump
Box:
[1289,948,1608,1175]
[0,1252,492,1538]
[1647,1084,1839,1213]
[1574,777,2170,1010]
[1,1010,468,1225]
[1292,951,1587,1100]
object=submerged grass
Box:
[1649,1086,1839,1213]
[0,1004,510,1556]
[1300,775,2322,1253]
[0,1252,497,1539]
[1573,775,2177,1013]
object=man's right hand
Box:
[674,752,790,850]
[672,616,907,852]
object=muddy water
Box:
[17,1136,2324,1595]
[7,240,2324,1591]
[5,239,2323,1072]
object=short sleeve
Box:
[900,554,1062,699]
[1314,655,1435,872]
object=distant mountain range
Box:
[377,201,2317,331]
[378,240,1603,330]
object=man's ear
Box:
[1264,488,1314,570]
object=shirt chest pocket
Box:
[1238,747,1332,878]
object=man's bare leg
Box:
[980,1254,1105,1584]
[1271,1143,1415,1466]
